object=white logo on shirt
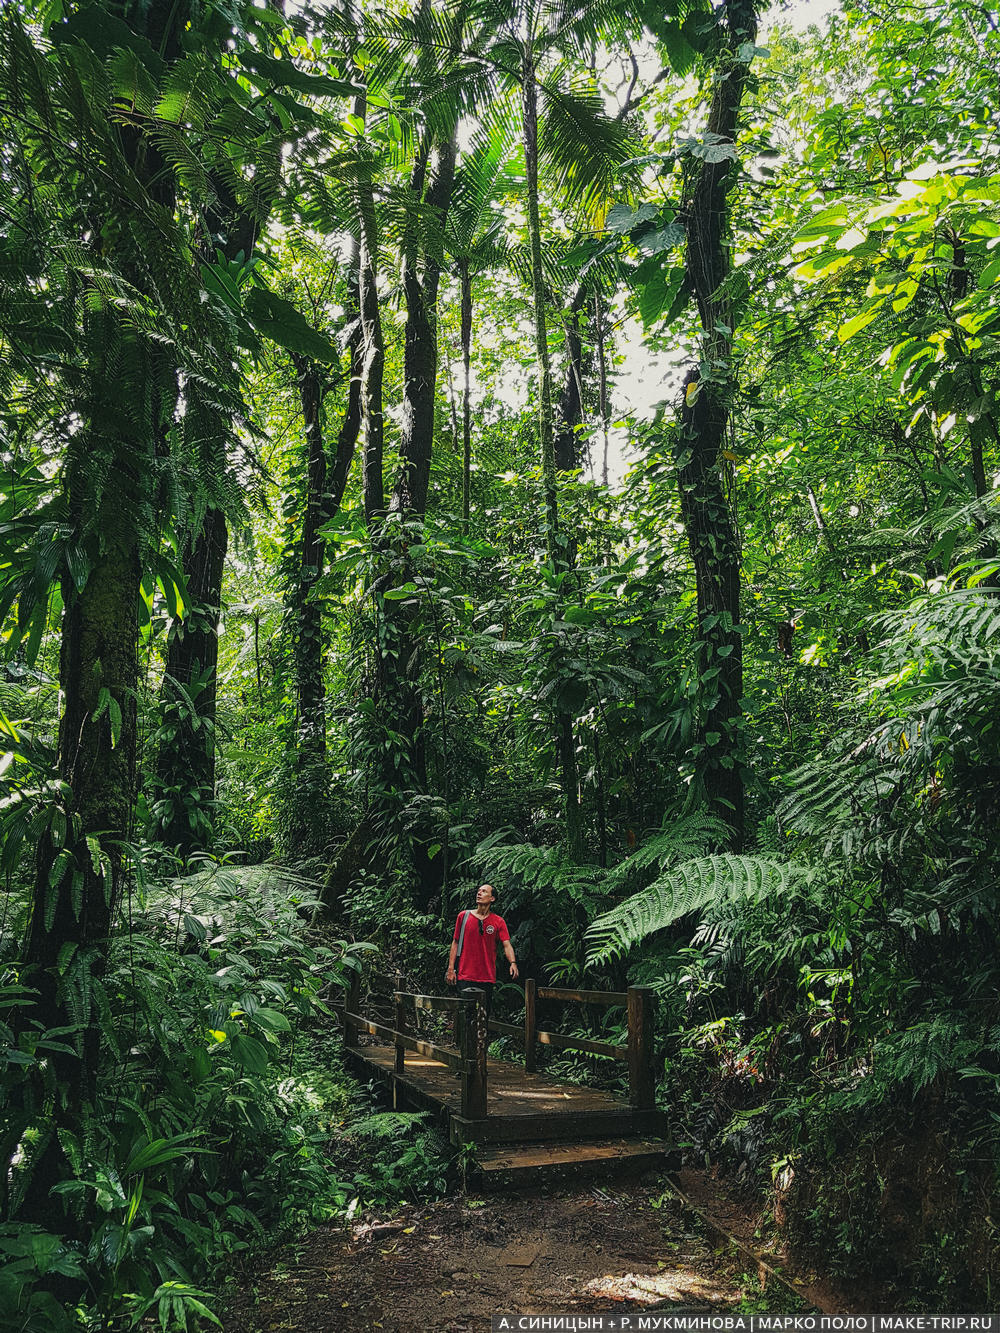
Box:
[486,924,495,935]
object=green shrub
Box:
[0,861,374,1330]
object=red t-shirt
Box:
[453,910,509,983]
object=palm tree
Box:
[463,0,636,565]
[444,116,521,521]
[469,0,638,856]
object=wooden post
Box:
[344,967,361,1049]
[394,991,406,1075]
[473,988,489,1118]
[459,992,488,1120]
[627,985,655,1110]
[524,977,537,1074]
[458,998,472,1118]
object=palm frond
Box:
[538,77,638,212]
[448,106,521,254]
[540,0,633,56]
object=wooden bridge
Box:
[338,977,672,1188]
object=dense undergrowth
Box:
[661,583,1000,1306]
[0,864,455,1332]
[5,568,997,1325]
[441,575,1000,1308]
[331,579,1000,1309]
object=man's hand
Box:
[509,961,519,980]
[446,966,457,985]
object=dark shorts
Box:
[457,981,493,1019]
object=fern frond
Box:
[587,854,815,964]
[346,1110,428,1139]
[606,810,729,887]
[478,838,605,905]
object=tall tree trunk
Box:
[386,127,458,906]
[155,504,228,856]
[151,99,279,855]
[323,93,386,910]
[17,0,187,1218]
[393,135,456,515]
[356,93,386,525]
[554,282,589,472]
[294,356,327,746]
[331,241,365,507]
[522,51,583,860]
[289,355,329,829]
[460,259,473,525]
[522,55,560,567]
[675,0,760,848]
[282,246,365,858]
[21,315,148,1226]
[595,289,610,487]
[285,249,364,855]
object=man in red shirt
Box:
[445,883,518,1019]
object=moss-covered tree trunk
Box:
[21,319,149,1225]
[675,0,760,847]
[14,0,188,1218]
[155,505,228,856]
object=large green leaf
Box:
[244,289,341,363]
[230,1033,269,1073]
[240,50,357,102]
[49,4,165,74]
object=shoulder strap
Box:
[456,909,474,960]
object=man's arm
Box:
[503,939,518,979]
[446,937,458,984]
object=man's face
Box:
[476,885,495,909]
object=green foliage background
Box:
[2,0,1000,1322]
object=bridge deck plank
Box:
[350,1043,628,1115]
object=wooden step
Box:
[450,1107,667,1144]
[471,1138,674,1190]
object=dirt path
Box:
[223,1181,806,1333]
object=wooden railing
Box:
[492,982,655,1110]
[342,974,489,1120]
[340,973,655,1117]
